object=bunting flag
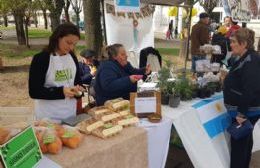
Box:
[106,3,155,19]
[117,12,126,18]
[106,3,116,15]
[192,94,231,139]
[115,0,140,12]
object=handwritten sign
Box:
[135,97,156,113]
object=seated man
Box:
[78,49,99,85]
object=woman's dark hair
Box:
[106,43,124,59]
[44,23,80,53]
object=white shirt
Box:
[35,53,77,121]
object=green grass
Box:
[0,26,15,31]
[28,28,52,38]
[0,43,42,58]
[156,48,180,56]
[28,28,85,39]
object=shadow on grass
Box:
[165,144,194,168]
[0,65,29,73]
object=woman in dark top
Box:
[78,49,99,85]
[29,23,83,121]
[94,43,151,105]
[223,28,260,168]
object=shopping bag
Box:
[227,120,253,140]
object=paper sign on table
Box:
[135,97,156,113]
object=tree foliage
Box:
[45,0,65,31]
[199,0,219,17]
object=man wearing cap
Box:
[191,12,210,72]
[79,49,99,85]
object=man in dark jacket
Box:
[191,12,210,72]
[78,49,99,85]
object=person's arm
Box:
[99,65,133,93]
[125,62,146,75]
[29,52,65,100]
[237,57,260,114]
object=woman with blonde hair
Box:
[223,28,260,168]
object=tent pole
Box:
[184,5,193,75]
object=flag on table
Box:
[192,94,231,139]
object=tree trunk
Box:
[3,14,8,27]
[64,9,70,22]
[64,0,70,22]
[13,12,26,45]
[76,12,80,29]
[24,17,30,48]
[33,12,38,28]
[83,0,103,58]
[49,0,65,31]
[42,9,48,29]
[50,13,60,31]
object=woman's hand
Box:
[236,116,247,125]
[129,75,140,83]
[63,87,76,98]
[145,64,151,75]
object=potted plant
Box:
[168,83,181,108]
[157,60,173,105]
[176,77,193,101]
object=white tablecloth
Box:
[162,98,260,168]
[139,117,172,168]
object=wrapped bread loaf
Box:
[112,114,139,127]
[88,106,111,117]
[93,111,120,122]
[104,98,130,111]
[92,123,123,139]
[76,119,104,134]
[118,109,130,117]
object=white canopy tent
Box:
[102,0,192,68]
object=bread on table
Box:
[91,111,120,122]
[104,98,130,111]
[88,106,111,116]
[91,123,123,139]
[112,114,139,127]
[76,119,104,134]
[118,109,130,117]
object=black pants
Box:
[230,117,259,168]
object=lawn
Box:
[28,28,52,38]
[0,43,43,59]
[28,28,86,39]
[156,48,180,56]
[0,43,86,59]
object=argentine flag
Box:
[115,0,140,12]
[192,94,231,139]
